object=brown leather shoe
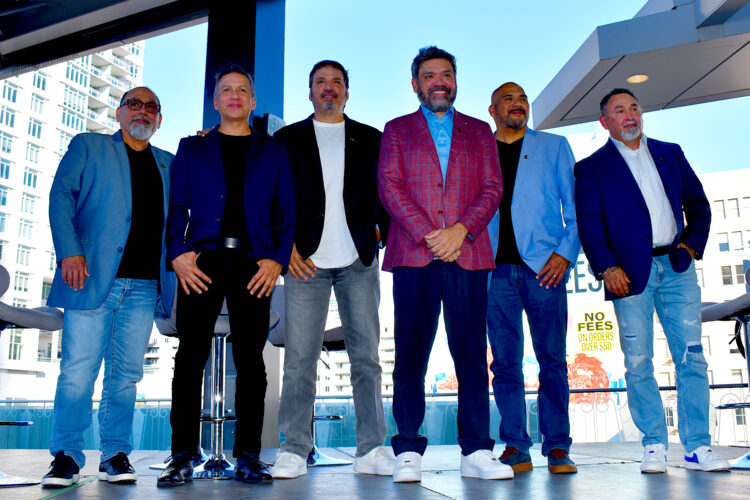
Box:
[547,448,578,474]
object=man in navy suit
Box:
[575,88,729,473]
[45,87,174,488]
[269,60,392,479]
[486,82,579,474]
[159,63,295,487]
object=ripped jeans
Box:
[613,256,710,452]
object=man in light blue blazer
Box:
[44,87,174,488]
[486,82,579,474]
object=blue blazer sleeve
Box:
[49,134,87,261]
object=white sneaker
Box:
[269,452,307,479]
[392,452,421,482]
[684,446,731,472]
[353,446,396,476]
[641,443,667,473]
[460,449,514,480]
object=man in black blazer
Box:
[269,60,392,479]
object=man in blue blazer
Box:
[575,88,728,473]
[44,87,174,487]
[160,64,295,487]
[486,82,579,474]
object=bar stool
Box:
[152,284,280,478]
[0,264,64,487]
[701,267,750,469]
[267,285,352,467]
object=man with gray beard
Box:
[43,87,175,488]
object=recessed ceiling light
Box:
[626,74,649,84]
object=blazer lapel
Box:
[602,139,649,211]
[647,140,681,220]
[413,110,443,176]
[303,117,326,194]
[112,131,133,215]
[513,128,536,203]
[446,111,468,180]
[205,129,227,190]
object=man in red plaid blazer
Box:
[378,46,507,483]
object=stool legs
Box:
[194,332,235,479]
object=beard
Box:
[500,112,528,130]
[417,85,457,113]
[128,115,155,140]
[621,124,641,142]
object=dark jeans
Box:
[170,248,270,457]
[391,261,494,456]
[487,264,571,456]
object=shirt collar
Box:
[421,105,454,124]
[610,133,648,155]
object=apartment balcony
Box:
[88,65,109,88]
[87,87,109,108]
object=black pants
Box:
[170,248,270,456]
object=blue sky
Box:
[143,0,749,174]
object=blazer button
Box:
[220,194,225,199]
[438,210,443,215]
[126,216,131,222]
[215,216,221,222]
[437,183,443,188]
[117,247,123,252]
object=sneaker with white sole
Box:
[392,452,421,483]
[353,446,396,476]
[640,443,667,473]
[684,446,731,472]
[460,449,514,480]
[269,452,307,479]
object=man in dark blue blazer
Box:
[159,64,295,487]
[45,87,174,488]
[575,88,728,473]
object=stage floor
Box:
[2,443,749,499]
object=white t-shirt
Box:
[611,135,677,246]
[309,119,359,268]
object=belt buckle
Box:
[223,237,240,249]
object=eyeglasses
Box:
[120,98,161,114]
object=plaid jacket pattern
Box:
[378,109,502,271]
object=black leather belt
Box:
[652,245,670,256]
[221,237,241,249]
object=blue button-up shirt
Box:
[421,105,453,182]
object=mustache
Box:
[509,108,527,115]
[428,85,451,95]
[129,114,153,126]
[320,90,338,99]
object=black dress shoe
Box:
[42,451,80,488]
[235,453,272,484]
[157,453,193,487]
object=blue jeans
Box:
[487,264,571,456]
[279,257,385,458]
[612,256,710,452]
[50,278,158,467]
[391,261,494,456]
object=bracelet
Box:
[601,266,619,278]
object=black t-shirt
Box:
[218,132,252,248]
[495,138,525,266]
[116,144,164,280]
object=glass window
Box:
[0,131,12,153]
[42,281,52,301]
[58,130,73,153]
[0,213,6,232]
[0,158,9,179]
[61,109,84,132]
[713,200,725,219]
[718,232,729,252]
[12,299,27,308]
[25,143,40,163]
[23,167,37,188]
[49,251,56,271]
[0,186,7,206]
[65,62,89,87]
[736,265,745,285]
[32,71,47,91]
[14,271,29,292]
[8,328,22,360]
[721,265,733,285]
[16,244,30,265]
[0,106,15,127]
[727,198,740,218]
[2,82,18,103]
[30,94,44,114]
[732,369,744,382]
[28,118,42,139]
[63,85,87,113]
[18,219,33,239]
[20,193,35,214]
[730,231,744,251]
